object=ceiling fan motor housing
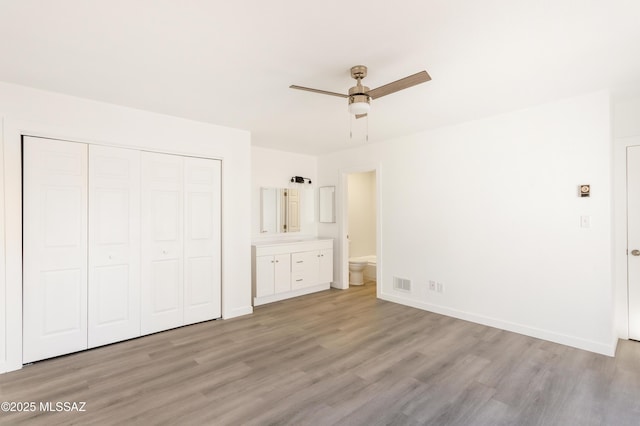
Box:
[349,82,370,96]
[348,93,370,105]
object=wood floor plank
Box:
[1,282,639,425]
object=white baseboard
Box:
[380,291,616,357]
[254,283,330,306]
[223,305,253,319]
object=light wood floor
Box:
[1,282,640,425]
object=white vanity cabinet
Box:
[291,248,334,290]
[252,239,333,306]
[255,254,291,297]
[291,251,319,290]
[318,249,333,283]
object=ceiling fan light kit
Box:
[290,65,431,119]
[348,94,371,115]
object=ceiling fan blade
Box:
[355,113,367,119]
[367,71,431,100]
[289,85,349,98]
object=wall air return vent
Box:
[393,277,411,292]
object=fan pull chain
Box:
[349,113,353,141]
[348,114,369,143]
[366,114,369,142]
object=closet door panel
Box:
[184,157,221,324]
[23,137,88,363]
[141,152,184,334]
[88,146,140,348]
[94,265,130,322]
[152,259,181,312]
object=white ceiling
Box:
[1,1,639,155]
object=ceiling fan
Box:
[290,65,431,118]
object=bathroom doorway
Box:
[344,169,378,292]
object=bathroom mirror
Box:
[319,186,336,223]
[260,187,300,233]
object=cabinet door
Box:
[184,157,221,325]
[318,249,333,284]
[141,152,184,334]
[23,137,88,363]
[273,254,291,294]
[255,256,275,297]
[88,145,141,348]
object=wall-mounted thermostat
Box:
[579,184,590,198]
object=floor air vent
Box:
[393,277,411,292]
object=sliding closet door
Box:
[141,152,184,334]
[184,157,221,324]
[23,137,88,363]
[88,146,141,348]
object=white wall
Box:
[318,91,615,355]
[0,116,5,372]
[347,171,376,257]
[251,146,318,240]
[0,82,252,373]
[613,97,640,339]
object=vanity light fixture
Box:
[291,176,312,184]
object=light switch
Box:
[580,215,591,228]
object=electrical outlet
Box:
[437,282,444,293]
[428,280,436,291]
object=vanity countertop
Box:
[252,237,332,247]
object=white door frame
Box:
[620,138,640,340]
[614,136,640,341]
[338,163,382,299]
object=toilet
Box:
[348,257,369,285]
